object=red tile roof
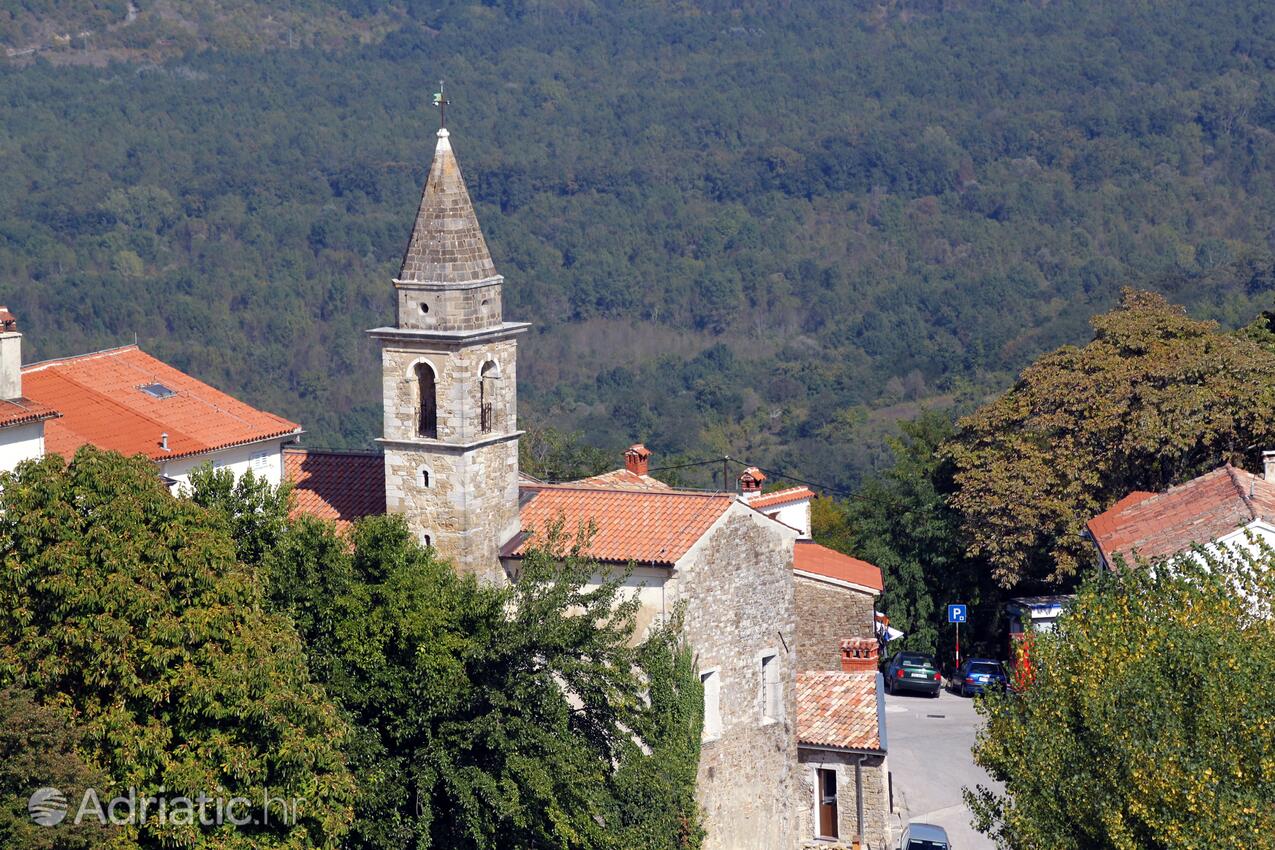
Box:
[505,485,734,565]
[748,486,815,510]
[23,346,301,461]
[568,467,673,491]
[1086,466,1275,564]
[285,448,386,532]
[0,397,59,430]
[793,541,883,593]
[797,670,883,752]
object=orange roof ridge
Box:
[22,344,141,373]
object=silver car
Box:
[900,822,950,849]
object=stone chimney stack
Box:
[0,307,21,400]
[1264,450,1275,481]
[738,466,766,495]
[840,638,880,673]
[624,443,652,477]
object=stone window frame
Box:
[758,648,782,725]
[417,464,434,489]
[478,356,501,434]
[700,667,722,743]
[404,356,441,440]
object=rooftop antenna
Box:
[432,80,450,130]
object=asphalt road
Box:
[883,687,1001,850]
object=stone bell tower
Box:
[370,127,528,582]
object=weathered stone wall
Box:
[794,576,876,672]
[795,749,889,850]
[678,507,800,850]
[394,279,503,332]
[380,335,520,582]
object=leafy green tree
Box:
[518,421,614,482]
[188,463,293,567]
[967,544,1275,848]
[0,686,112,850]
[813,411,997,656]
[265,514,702,850]
[947,290,1275,588]
[0,447,355,850]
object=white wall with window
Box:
[162,437,291,490]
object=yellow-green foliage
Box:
[968,544,1275,848]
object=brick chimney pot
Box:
[624,443,652,477]
[840,637,880,673]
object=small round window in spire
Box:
[420,302,430,314]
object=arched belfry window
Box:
[480,360,498,434]
[416,362,437,438]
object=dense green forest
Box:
[5,0,1275,488]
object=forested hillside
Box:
[5,0,1275,488]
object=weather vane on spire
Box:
[433,80,450,130]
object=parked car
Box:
[949,658,1008,697]
[900,822,950,849]
[883,652,942,697]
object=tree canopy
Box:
[259,509,704,850]
[0,447,356,849]
[968,544,1275,848]
[946,290,1275,588]
[8,0,1275,489]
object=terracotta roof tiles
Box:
[793,541,883,592]
[797,670,882,752]
[285,448,386,532]
[0,397,59,430]
[23,346,301,461]
[748,486,815,510]
[1086,466,1275,564]
[506,485,733,565]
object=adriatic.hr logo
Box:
[28,787,69,826]
[26,786,303,827]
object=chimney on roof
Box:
[0,307,21,400]
[624,443,651,477]
[840,638,880,674]
[1264,451,1275,481]
[738,466,766,495]
[160,433,169,452]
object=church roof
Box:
[504,484,735,566]
[398,129,498,286]
[23,345,301,461]
[285,448,386,532]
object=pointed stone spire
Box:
[398,128,498,285]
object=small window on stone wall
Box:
[422,533,432,548]
[701,670,721,742]
[422,469,431,488]
[420,302,430,314]
[761,654,781,722]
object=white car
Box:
[900,822,950,849]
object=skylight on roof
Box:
[139,383,177,399]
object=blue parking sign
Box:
[947,604,967,624]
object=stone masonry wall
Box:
[796,750,889,850]
[395,280,503,332]
[381,336,520,582]
[678,507,800,850]
[794,576,876,672]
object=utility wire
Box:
[649,455,856,499]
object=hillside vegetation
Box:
[4,0,1275,487]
